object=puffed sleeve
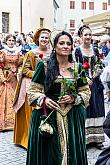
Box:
[77,85,91,108]
[22,51,36,78]
[75,47,83,63]
[27,61,46,109]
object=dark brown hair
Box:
[45,31,73,90]
[78,25,91,37]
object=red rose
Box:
[39,53,43,59]
[0,63,4,68]
[82,62,90,70]
[99,53,104,58]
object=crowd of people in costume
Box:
[0,25,110,164]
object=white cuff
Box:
[74,95,82,105]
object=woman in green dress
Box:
[26,31,90,165]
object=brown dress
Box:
[0,50,21,131]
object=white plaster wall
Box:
[22,0,54,33]
[0,0,54,34]
[0,0,20,33]
[61,0,110,32]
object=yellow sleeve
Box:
[22,51,36,78]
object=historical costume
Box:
[75,46,105,146]
[0,47,22,131]
[26,55,90,165]
[13,49,50,148]
[13,28,51,149]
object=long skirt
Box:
[0,79,16,131]
[86,76,105,144]
[26,105,88,165]
[13,98,32,149]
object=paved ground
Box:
[0,131,110,165]
[0,103,110,165]
[0,131,26,165]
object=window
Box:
[81,2,86,9]
[89,2,94,10]
[70,1,75,9]
[2,12,9,33]
[108,0,110,5]
[102,2,107,10]
[70,20,75,28]
[40,18,44,28]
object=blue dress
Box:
[75,47,105,145]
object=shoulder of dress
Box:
[24,51,35,61]
[26,50,34,56]
[37,60,45,68]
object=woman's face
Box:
[6,36,15,48]
[81,29,92,44]
[39,32,50,47]
[74,40,80,48]
[55,35,72,57]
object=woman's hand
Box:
[57,95,75,104]
[45,97,60,111]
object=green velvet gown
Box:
[26,61,90,165]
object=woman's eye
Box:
[84,34,92,36]
[67,42,72,46]
[59,42,64,45]
[59,42,72,46]
[41,37,48,39]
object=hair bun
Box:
[78,25,91,37]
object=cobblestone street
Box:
[0,103,110,165]
[0,131,26,165]
[0,131,110,165]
